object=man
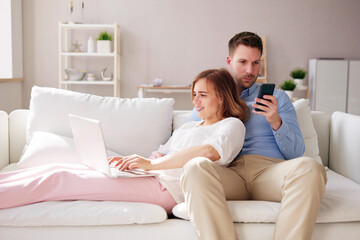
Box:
[182,32,327,240]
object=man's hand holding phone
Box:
[252,84,282,131]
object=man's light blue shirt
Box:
[190,83,305,160]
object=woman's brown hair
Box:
[191,68,250,122]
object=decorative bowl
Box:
[64,68,87,81]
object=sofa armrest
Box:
[0,110,9,169]
[9,109,29,164]
[330,111,360,184]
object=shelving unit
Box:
[58,22,120,97]
[257,37,267,83]
[136,86,191,98]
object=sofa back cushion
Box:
[9,110,30,164]
[310,111,330,166]
[330,111,360,184]
[293,99,323,165]
[26,86,175,158]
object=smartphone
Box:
[255,83,275,112]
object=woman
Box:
[0,68,249,214]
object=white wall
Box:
[21,0,360,110]
[0,0,23,114]
[0,0,13,78]
[0,82,22,114]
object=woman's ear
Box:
[218,95,224,105]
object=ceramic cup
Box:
[87,73,95,81]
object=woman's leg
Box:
[0,164,176,214]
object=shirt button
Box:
[276,134,280,137]
[283,147,286,151]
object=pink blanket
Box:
[0,164,176,214]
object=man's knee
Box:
[294,157,327,185]
[182,157,213,176]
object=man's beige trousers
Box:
[181,155,327,240]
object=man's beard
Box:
[236,74,258,91]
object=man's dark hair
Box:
[228,32,263,57]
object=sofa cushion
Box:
[172,111,192,130]
[26,86,175,158]
[330,111,360,184]
[0,201,167,226]
[293,99,322,165]
[17,131,119,168]
[173,170,360,223]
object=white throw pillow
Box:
[293,98,323,165]
[17,131,119,168]
[27,86,175,157]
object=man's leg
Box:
[181,157,249,240]
[240,155,327,240]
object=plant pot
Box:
[97,40,112,53]
[294,79,307,90]
[284,90,294,99]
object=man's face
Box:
[226,44,262,90]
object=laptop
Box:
[69,114,159,178]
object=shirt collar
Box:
[240,82,259,98]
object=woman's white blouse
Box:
[152,117,245,203]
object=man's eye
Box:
[200,94,207,97]
[254,61,260,65]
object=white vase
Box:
[294,79,307,90]
[87,37,95,53]
[284,90,294,99]
[97,40,112,53]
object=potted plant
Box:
[96,31,113,53]
[290,68,307,90]
[279,79,297,99]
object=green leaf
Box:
[279,79,297,91]
[97,31,113,41]
[290,68,307,79]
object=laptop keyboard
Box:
[110,168,159,178]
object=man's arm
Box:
[253,91,305,159]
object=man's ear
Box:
[226,56,232,68]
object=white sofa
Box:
[0,86,360,240]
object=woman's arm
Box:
[111,144,220,171]
[149,151,166,159]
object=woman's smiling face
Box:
[192,78,223,125]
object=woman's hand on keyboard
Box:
[108,155,152,171]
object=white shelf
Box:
[136,86,191,98]
[59,22,120,97]
[60,23,115,29]
[61,80,114,85]
[61,52,115,57]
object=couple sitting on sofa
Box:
[0,32,326,240]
